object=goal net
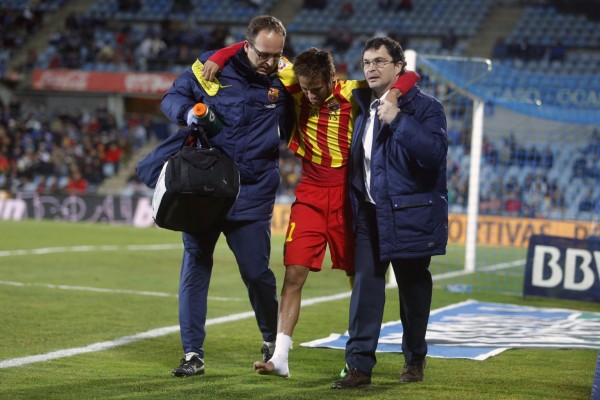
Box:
[396,50,600,295]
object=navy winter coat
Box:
[160,49,292,221]
[349,86,448,261]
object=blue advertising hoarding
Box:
[524,235,600,302]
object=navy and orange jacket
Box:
[160,48,293,221]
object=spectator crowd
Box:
[1,0,597,222]
[0,96,156,196]
[3,92,597,222]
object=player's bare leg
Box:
[253,265,309,377]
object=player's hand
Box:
[384,90,398,104]
[202,60,221,82]
[377,99,401,125]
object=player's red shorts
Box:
[283,162,355,275]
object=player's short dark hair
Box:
[293,47,336,84]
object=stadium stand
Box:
[494,5,600,75]
[0,0,598,223]
[0,0,67,79]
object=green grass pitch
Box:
[0,220,598,399]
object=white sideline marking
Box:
[431,259,525,282]
[0,243,243,301]
[0,280,177,298]
[0,280,243,302]
[0,291,351,369]
[0,258,526,369]
[388,259,525,288]
[0,243,183,257]
[0,325,180,369]
[478,259,525,272]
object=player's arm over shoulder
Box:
[276,57,297,88]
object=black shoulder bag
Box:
[152,125,240,234]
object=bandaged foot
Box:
[253,356,290,378]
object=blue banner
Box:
[419,56,600,125]
[524,235,600,302]
[301,300,600,360]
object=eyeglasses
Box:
[248,42,282,62]
[361,58,394,69]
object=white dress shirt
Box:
[362,92,388,204]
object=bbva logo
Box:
[532,245,600,291]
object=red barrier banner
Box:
[31,69,178,94]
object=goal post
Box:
[465,97,485,273]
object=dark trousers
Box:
[178,219,278,357]
[346,202,432,375]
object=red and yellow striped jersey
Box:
[278,64,367,168]
[207,44,416,171]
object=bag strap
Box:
[196,125,212,148]
[181,125,212,150]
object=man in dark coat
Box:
[160,15,293,377]
[332,36,448,389]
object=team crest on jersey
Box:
[268,88,280,103]
[326,98,340,112]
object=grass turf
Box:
[0,220,598,399]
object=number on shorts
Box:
[286,222,296,242]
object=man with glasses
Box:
[332,36,448,389]
[159,15,293,377]
[248,41,282,64]
[202,45,418,378]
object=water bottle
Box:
[193,103,222,136]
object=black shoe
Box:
[332,368,372,389]
[261,342,275,363]
[172,354,204,377]
[399,363,424,383]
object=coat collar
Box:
[230,48,275,85]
